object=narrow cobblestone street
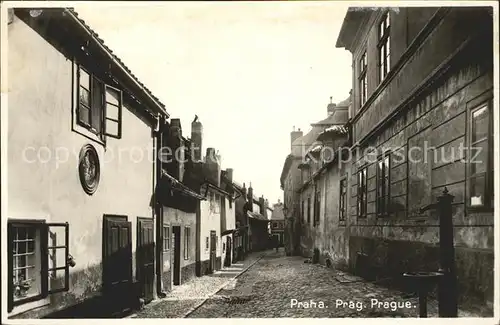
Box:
[131,252,265,318]
[187,250,485,318]
[132,250,485,318]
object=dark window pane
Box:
[79,88,90,107]
[91,78,103,132]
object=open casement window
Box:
[376,153,391,217]
[8,221,69,312]
[357,166,368,218]
[104,85,123,139]
[77,65,123,140]
[468,100,494,209]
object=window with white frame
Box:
[378,13,391,82]
[8,221,69,312]
[468,99,494,209]
[77,65,123,139]
[163,225,170,251]
[359,51,368,106]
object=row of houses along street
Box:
[3,5,497,320]
[5,7,286,319]
[280,6,494,316]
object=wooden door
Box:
[103,216,133,308]
[224,236,232,267]
[137,218,155,303]
[172,226,181,285]
[209,231,216,273]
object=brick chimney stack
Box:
[167,118,184,180]
[247,183,254,212]
[327,96,337,116]
[259,196,265,215]
[290,126,303,152]
[242,183,247,200]
[204,147,221,187]
[191,115,203,163]
[225,168,233,183]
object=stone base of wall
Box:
[180,263,196,285]
[349,236,493,312]
[196,260,210,277]
[196,258,222,277]
[161,270,172,293]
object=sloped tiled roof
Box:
[317,125,349,142]
[65,8,168,116]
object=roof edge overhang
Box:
[62,9,169,118]
[203,181,232,198]
[335,8,371,51]
[161,169,206,200]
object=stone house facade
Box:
[336,7,494,311]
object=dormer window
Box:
[378,12,391,82]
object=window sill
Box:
[72,122,106,148]
[467,206,493,214]
[9,297,50,318]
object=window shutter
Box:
[46,223,70,294]
[104,85,123,139]
[8,222,13,312]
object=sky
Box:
[74,2,352,204]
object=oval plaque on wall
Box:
[78,144,100,195]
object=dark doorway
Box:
[102,215,133,311]
[172,226,181,285]
[209,230,217,273]
[224,236,232,267]
[137,218,155,304]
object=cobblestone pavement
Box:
[132,252,265,318]
[187,250,487,318]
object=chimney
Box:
[204,147,221,187]
[290,126,303,152]
[242,183,247,200]
[327,96,336,116]
[247,183,254,211]
[165,118,183,180]
[170,118,182,138]
[225,168,233,183]
[259,196,265,215]
[191,116,203,163]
